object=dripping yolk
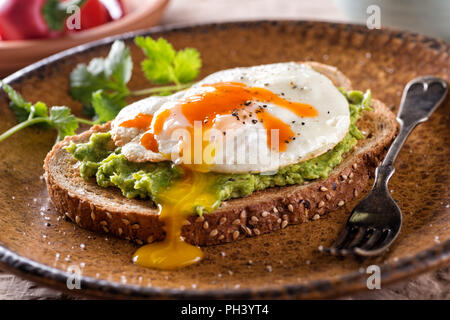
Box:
[132,170,218,270]
[122,82,319,270]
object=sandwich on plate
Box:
[44,61,398,269]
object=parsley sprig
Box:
[0,82,94,143]
[135,36,201,87]
[70,37,202,122]
[70,40,132,118]
[0,36,202,144]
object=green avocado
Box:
[66,89,371,215]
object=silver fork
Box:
[321,76,448,257]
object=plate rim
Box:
[0,20,449,299]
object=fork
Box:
[321,76,448,257]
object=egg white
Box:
[111,62,350,173]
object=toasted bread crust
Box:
[43,63,398,246]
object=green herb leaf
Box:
[135,36,201,85]
[42,0,87,31]
[105,40,133,85]
[91,90,125,123]
[70,61,110,106]
[0,83,93,144]
[135,37,176,84]
[32,101,50,118]
[42,0,66,31]
[70,37,202,122]
[1,82,30,109]
[173,48,202,83]
[2,82,49,126]
[70,40,132,120]
[49,106,79,141]
[10,101,49,123]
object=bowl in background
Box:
[334,0,450,41]
[0,0,170,77]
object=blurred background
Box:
[0,0,449,77]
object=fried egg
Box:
[111,62,350,173]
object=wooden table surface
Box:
[0,0,448,300]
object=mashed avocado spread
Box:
[66,89,371,215]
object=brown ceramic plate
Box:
[0,21,449,299]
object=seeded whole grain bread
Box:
[43,62,398,246]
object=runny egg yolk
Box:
[121,82,318,155]
[122,82,319,269]
[132,170,218,269]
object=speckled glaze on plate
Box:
[0,21,448,299]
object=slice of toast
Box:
[44,62,398,246]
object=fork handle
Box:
[373,76,448,188]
